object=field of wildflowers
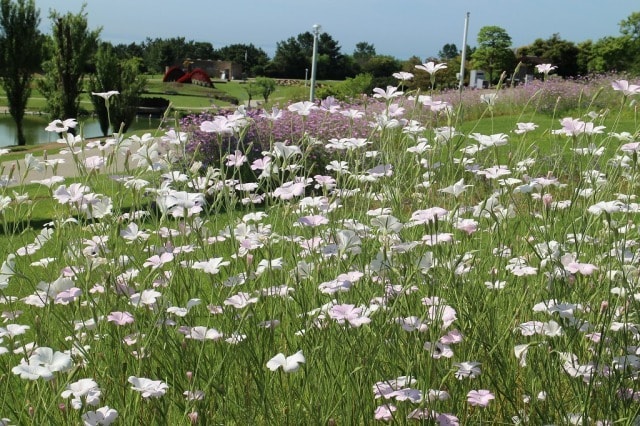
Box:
[0,65,639,425]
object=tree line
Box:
[0,0,638,146]
[0,1,146,145]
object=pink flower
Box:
[612,79,640,96]
[552,117,586,137]
[328,303,371,327]
[272,181,306,200]
[374,404,397,421]
[107,311,134,326]
[54,287,82,305]
[560,254,598,275]
[410,207,448,224]
[455,218,478,235]
[467,389,495,407]
[225,150,247,167]
[620,142,640,153]
[143,252,174,270]
[223,292,259,309]
[298,215,329,227]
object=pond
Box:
[0,114,165,148]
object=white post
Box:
[459,12,470,92]
[309,24,321,102]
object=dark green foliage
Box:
[0,0,43,146]
[519,34,581,77]
[215,43,270,77]
[254,77,276,103]
[472,26,516,86]
[142,38,215,73]
[353,41,376,68]
[39,6,100,121]
[439,43,460,60]
[89,43,147,135]
[269,31,354,80]
[321,73,374,100]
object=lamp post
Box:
[309,24,321,102]
[458,12,470,92]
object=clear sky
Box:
[33,0,638,60]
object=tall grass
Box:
[0,71,639,425]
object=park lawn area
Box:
[0,74,323,119]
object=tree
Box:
[269,31,352,79]
[39,7,100,121]
[89,43,146,136]
[438,43,459,60]
[215,43,270,77]
[142,37,188,74]
[521,34,580,77]
[269,36,306,78]
[619,12,640,74]
[585,36,630,74]
[243,81,261,107]
[0,0,43,146]
[360,55,401,89]
[254,77,276,103]
[353,41,376,67]
[471,26,516,86]
[620,12,640,40]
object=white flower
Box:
[372,86,403,100]
[128,376,168,398]
[92,91,119,100]
[515,122,538,134]
[180,326,224,341]
[266,350,305,372]
[287,101,317,116]
[273,142,302,159]
[45,118,78,133]
[415,61,447,75]
[12,346,73,380]
[0,254,16,289]
[439,178,472,197]
[61,378,101,409]
[535,63,557,75]
[82,406,118,426]
[190,257,230,275]
[392,71,414,81]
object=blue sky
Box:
[34,0,638,60]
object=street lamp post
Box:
[458,12,470,92]
[309,24,321,102]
